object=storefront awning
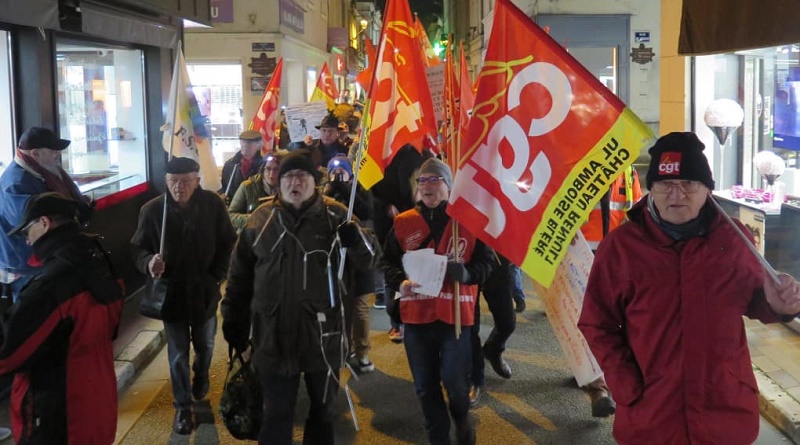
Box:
[0,0,59,29]
[679,0,800,55]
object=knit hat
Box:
[165,157,200,174]
[418,158,453,189]
[645,132,715,190]
[279,149,317,179]
[327,155,352,177]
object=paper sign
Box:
[401,248,447,297]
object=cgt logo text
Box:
[658,152,682,175]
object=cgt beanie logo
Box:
[658,152,682,176]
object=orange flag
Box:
[442,38,458,166]
[250,57,283,155]
[458,43,474,149]
[358,0,437,189]
[447,0,654,287]
[355,36,377,90]
[414,16,442,67]
[310,62,339,108]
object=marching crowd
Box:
[1,119,800,445]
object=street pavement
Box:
[110,286,793,445]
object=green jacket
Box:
[228,173,278,230]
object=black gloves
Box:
[222,321,249,353]
[338,221,361,248]
[446,261,471,284]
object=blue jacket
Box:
[0,162,48,277]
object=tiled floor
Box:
[746,318,800,402]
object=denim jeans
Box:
[257,369,338,445]
[511,265,525,305]
[404,322,472,445]
[163,315,217,409]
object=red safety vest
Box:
[393,209,479,326]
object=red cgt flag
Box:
[414,16,442,67]
[358,0,437,189]
[310,62,339,109]
[447,0,654,287]
[251,57,283,155]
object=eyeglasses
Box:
[650,180,704,195]
[20,218,42,237]
[281,171,311,182]
[415,176,444,185]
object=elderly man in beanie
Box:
[578,132,800,445]
[381,157,494,445]
[220,129,264,202]
[1,192,123,444]
[228,151,285,231]
[0,127,93,303]
[131,157,236,435]
[222,149,379,444]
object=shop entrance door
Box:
[536,15,630,105]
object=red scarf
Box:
[15,147,85,203]
[240,156,253,179]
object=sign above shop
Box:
[210,0,233,23]
[249,53,278,76]
[252,42,275,52]
[280,0,305,33]
[634,31,650,43]
[630,43,655,65]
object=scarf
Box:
[646,194,713,241]
[15,147,85,203]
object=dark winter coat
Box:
[0,225,124,445]
[578,197,787,445]
[228,173,277,230]
[220,152,263,200]
[223,192,379,376]
[131,189,236,323]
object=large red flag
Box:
[358,0,437,189]
[251,57,283,155]
[447,0,654,287]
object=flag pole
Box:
[159,40,183,255]
[443,35,462,339]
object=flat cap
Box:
[239,129,263,141]
[165,157,200,174]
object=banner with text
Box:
[447,0,654,287]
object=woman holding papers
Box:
[381,158,494,445]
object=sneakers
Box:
[469,384,484,408]
[348,354,375,373]
[373,292,386,309]
[173,408,194,435]
[388,326,404,343]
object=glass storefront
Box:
[56,39,148,200]
[0,31,13,174]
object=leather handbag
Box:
[139,276,170,320]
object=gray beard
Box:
[41,163,62,176]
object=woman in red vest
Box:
[381,158,494,445]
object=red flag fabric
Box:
[358,0,437,189]
[458,42,474,149]
[447,0,653,287]
[355,36,377,90]
[251,57,283,155]
[310,62,339,108]
[415,17,442,67]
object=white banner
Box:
[284,101,329,143]
[532,231,603,387]
[427,64,445,119]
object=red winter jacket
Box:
[579,197,785,445]
[0,226,124,445]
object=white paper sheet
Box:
[401,248,448,297]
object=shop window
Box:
[56,40,147,200]
[186,64,243,166]
[0,31,13,175]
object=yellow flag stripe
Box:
[521,108,653,287]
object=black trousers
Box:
[470,258,516,387]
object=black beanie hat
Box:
[279,149,317,179]
[645,132,715,190]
